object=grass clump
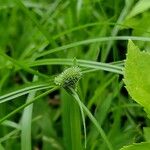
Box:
[0,0,150,150]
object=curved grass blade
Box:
[26,58,123,74]
[35,36,150,58]
[68,88,113,150]
[21,75,38,150]
[0,86,58,124]
[0,83,52,104]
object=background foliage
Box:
[0,0,150,150]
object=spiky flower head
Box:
[54,66,82,89]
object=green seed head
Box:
[54,66,82,89]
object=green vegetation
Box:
[0,0,150,150]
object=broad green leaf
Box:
[120,142,150,150]
[144,127,150,142]
[124,40,150,116]
[127,0,150,19]
[0,143,4,150]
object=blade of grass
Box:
[2,120,20,129]
[0,116,43,143]
[103,0,134,62]
[61,89,83,150]
[26,58,123,74]
[0,129,19,143]
[51,22,150,40]
[21,75,38,150]
[0,71,10,92]
[65,87,87,148]
[0,86,58,124]
[35,36,150,58]
[68,88,113,150]
[87,74,116,108]
[0,52,49,79]
[13,0,51,43]
[0,1,48,10]
[0,84,52,104]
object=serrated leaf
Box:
[124,40,150,116]
[143,127,150,142]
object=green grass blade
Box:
[21,76,38,150]
[0,129,19,143]
[0,86,58,124]
[2,120,20,129]
[35,36,150,58]
[65,88,87,148]
[0,84,52,104]
[0,52,48,79]
[14,0,51,43]
[26,58,123,74]
[61,89,83,150]
[103,0,134,62]
[69,88,113,150]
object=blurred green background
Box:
[0,0,150,150]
